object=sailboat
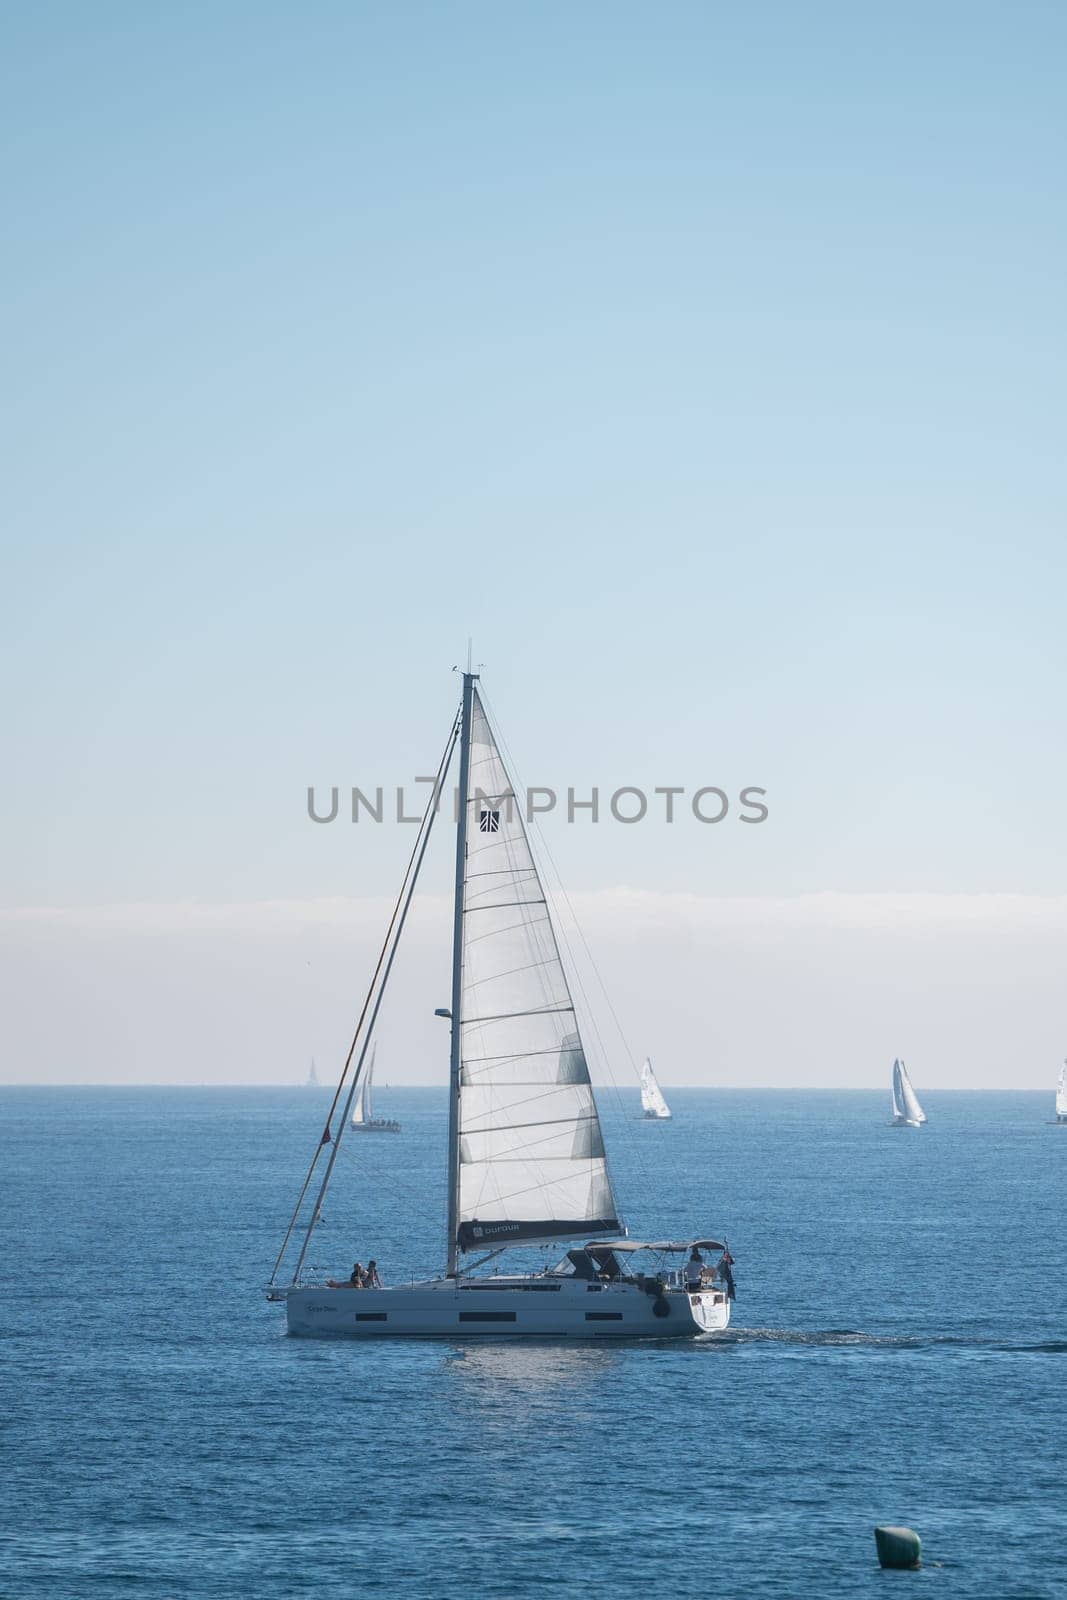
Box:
[305,1059,319,1088]
[890,1057,926,1127]
[639,1058,672,1120]
[1055,1061,1067,1124]
[267,670,733,1339]
[350,1045,400,1133]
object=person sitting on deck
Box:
[686,1247,705,1291]
[365,1260,382,1288]
[349,1262,367,1288]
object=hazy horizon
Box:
[1,1082,1051,1094]
[5,888,1064,1092]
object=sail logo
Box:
[308,784,769,825]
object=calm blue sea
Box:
[3,1087,1065,1598]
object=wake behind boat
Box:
[267,670,734,1340]
[890,1057,926,1127]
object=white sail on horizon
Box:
[891,1057,926,1125]
[350,1045,376,1127]
[455,691,620,1249]
[1056,1061,1067,1121]
[640,1058,672,1119]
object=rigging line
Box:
[462,1110,599,1135]
[479,687,641,1093]
[464,897,549,914]
[461,1003,574,1025]
[474,689,587,987]
[336,1142,443,1231]
[496,800,561,1021]
[289,713,460,1288]
[464,867,539,881]
[462,1167,610,1211]
[463,876,537,902]
[461,1059,575,1084]
[463,913,552,953]
[462,1246,507,1273]
[463,1134,603,1166]
[460,1080,594,1121]
[462,1120,602,1162]
[463,954,559,994]
[476,685,652,1210]
[461,1063,578,1090]
[270,720,455,1283]
[462,1045,569,1066]
[270,710,459,1285]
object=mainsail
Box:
[640,1058,672,1119]
[892,1058,926,1124]
[454,691,621,1250]
[1056,1061,1067,1121]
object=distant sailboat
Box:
[305,1059,319,1088]
[639,1058,672,1120]
[890,1058,926,1127]
[1055,1061,1067,1124]
[350,1045,400,1133]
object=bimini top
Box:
[586,1238,725,1254]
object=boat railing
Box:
[661,1266,726,1297]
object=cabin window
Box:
[356,1312,387,1321]
[585,1311,624,1321]
[458,1310,517,1322]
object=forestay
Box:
[455,692,621,1249]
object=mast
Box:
[446,670,476,1276]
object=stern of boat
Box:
[678,1286,731,1334]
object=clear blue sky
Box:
[3,1,1065,909]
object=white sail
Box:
[306,1058,319,1088]
[890,1058,904,1121]
[350,1046,376,1126]
[640,1058,672,1119]
[1056,1061,1067,1120]
[892,1058,926,1124]
[455,691,620,1249]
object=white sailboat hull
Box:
[890,1115,923,1128]
[285,1275,731,1341]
